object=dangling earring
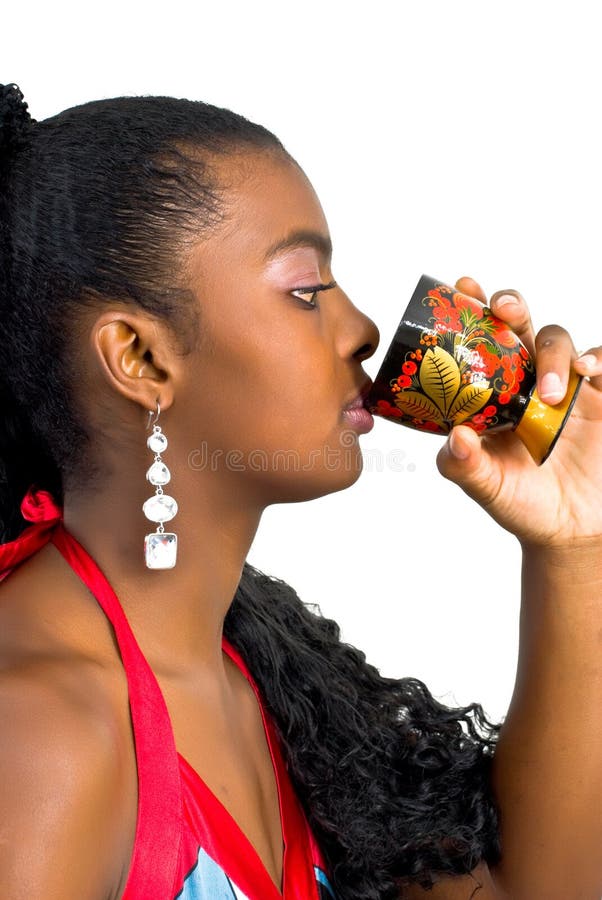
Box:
[142,399,178,569]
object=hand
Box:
[436,277,602,547]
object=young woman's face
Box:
[179,150,380,505]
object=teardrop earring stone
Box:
[146,461,171,485]
[142,494,178,523]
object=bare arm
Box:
[488,540,602,897]
[427,277,602,898]
[402,543,602,900]
[0,666,132,900]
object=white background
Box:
[4,1,601,723]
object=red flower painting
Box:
[370,282,535,435]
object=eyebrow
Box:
[263,229,333,263]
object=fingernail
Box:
[449,429,470,460]
[539,372,564,401]
[492,293,520,308]
[577,353,596,369]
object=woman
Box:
[0,83,600,900]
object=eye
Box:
[290,281,337,309]
[291,287,321,308]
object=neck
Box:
[62,468,264,675]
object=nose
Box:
[337,293,380,363]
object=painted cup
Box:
[364,274,582,464]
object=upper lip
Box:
[343,378,373,410]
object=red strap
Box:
[0,486,62,581]
[50,522,183,900]
[222,640,320,899]
[0,487,183,899]
[20,486,63,523]
[1,488,322,898]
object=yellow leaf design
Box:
[394,391,444,423]
[419,347,461,416]
[448,383,493,424]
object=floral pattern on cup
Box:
[366,281,536,435]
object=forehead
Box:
[199,150,330,265]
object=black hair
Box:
[0,83,285,541]
[0,84,502,898]
[227,566,501,899]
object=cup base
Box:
[514,368,583,465]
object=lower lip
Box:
[342,406,375,433]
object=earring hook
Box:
[147,400,161,430]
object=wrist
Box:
[520,535,602,584]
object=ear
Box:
[92,310,175,412]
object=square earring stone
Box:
[144,532,177,569]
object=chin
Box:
[264,445,365,505]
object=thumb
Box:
[436,425,502,507]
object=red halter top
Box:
[0,487,335,900]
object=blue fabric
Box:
[177,848,249,899]
[177,848,336,899]
[314,866,336,899]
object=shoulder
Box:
[0,653,136,899]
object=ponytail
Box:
[1,84,61,541]
[0,381,61,543]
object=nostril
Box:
[354,343,371,361]
[354,341,377,362]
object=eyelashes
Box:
[290,280,337,309]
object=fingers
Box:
[437,425,489,491]
[534,324,576,404]
[455,276,487,304]
[436,425,505,508]
[437,424,535,520]
[489,289,537,357]
[456,279,537,357]
[575,345,602,391]
[456,276,598,400]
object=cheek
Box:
[188,295,337,450]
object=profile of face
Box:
[164,150,380,507]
